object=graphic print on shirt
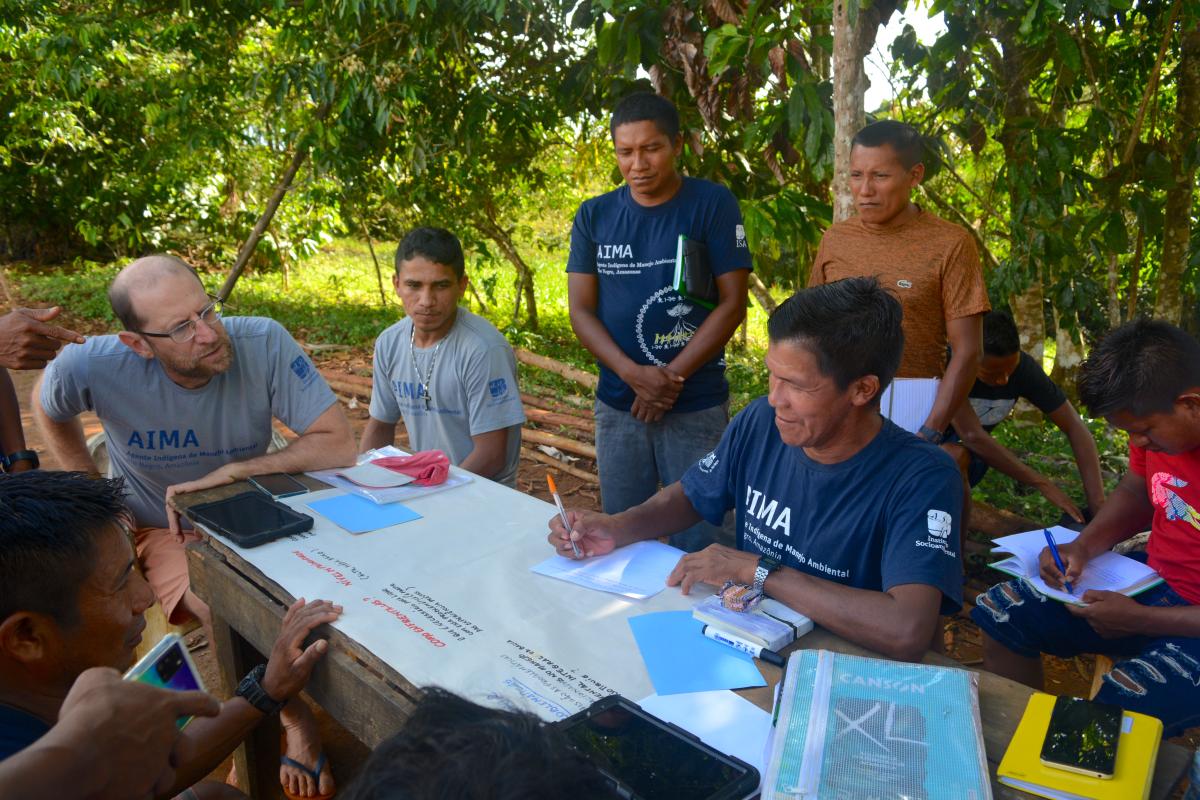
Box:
[636,286,700,366]
[1150,472,1200,531]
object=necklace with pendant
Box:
[409,325,443,411]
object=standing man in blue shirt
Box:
[549,278,964,661]
[566,92,752,552]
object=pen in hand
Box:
[547,473,583,558]
[1043,527,1074,595]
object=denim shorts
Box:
[971,577,1200,736]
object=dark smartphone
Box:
[555,695,759,800]
[247,472,309,498]
[1039,696,1122,779]
[123,633,205,729]
[186,490,313,547]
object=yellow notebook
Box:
[997,692,1162,800]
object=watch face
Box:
[761,556,781,571]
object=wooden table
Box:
[178,481,1190,799]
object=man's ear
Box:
[0,612,57,667]
[117,331,154,360]
[1176,391,1200,415]
[850,375,882,408]
[908,161,926,188]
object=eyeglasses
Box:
[132,295,226,343]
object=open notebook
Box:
[989,526,1163,605]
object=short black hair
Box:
[610,92,680,141]
[343,688,616,800]
[767,277,904,397]
[982,311,1021,357]
[851,120,924,169]
[395,227,466,279]
[1078,318,1200,417]
[0,472,129,627]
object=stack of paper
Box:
[529,540,684,600]
[989,527,1162,605]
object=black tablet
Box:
[186,490,313,548]
[556,695,759,800]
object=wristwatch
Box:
[752,555,782,594]
[1,449,39,472]
[235,664,286,715]
[918,425,947,445]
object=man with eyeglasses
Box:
[33,253,355,798]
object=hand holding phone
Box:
[124,633,206,730]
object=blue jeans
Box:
[972,577,1200,736]
[594,399,732,552]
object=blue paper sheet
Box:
[627,610,767,696]
[306,493,421,534]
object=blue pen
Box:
[1043,528,1073,595]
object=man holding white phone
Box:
[0,471,342,799]
[33,254,355,797]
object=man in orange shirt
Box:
[809,120,989,450]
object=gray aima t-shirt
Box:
[369,308,525,487]
[41,317,337,528]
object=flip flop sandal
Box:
[280,734,335,800]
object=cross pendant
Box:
[423,391,431,410]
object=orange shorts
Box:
[134,527,204,624]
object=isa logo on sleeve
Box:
[489,377,508,398]
[289,355,318,389]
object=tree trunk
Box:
[474,208,538,330]
[1049,309,1085,399]
[363,223,389,307]
[830,0,898,222]
[1154,22,1200,324]
[1010,286,1046,364]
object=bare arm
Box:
[32,373,98,473]
[164,402,356,535]
[458,426,514,481]
[923,314,982,435]
[0,369,27,458]
[1046,400,1106,513]
[359,415,397,453]
[548,481,703,558]
[951,401,1085,522]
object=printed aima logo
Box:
[127,429,199,450]
[636,287,699,365]
[596,243,633,260]
[897,279,913,289]
[290,355,311,380]
[392,379,427,400]
[927,510,951,539]
[735,224,747,248]
[745,484,792,536]
[489,377,508,398]
[698,451,718,473]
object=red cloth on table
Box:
[371,450,451,487]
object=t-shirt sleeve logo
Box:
[926,509,951,539]
[289,354,318,389]
[488,377,508,398]
[735,224,747,248]
[698,450,719,473]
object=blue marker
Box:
[1043,528,1073,595]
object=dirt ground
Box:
[8,348,1197,794]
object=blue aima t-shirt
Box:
[566,177,752,413]
[680,398,964,614]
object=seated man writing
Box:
[946,310,1105,524]
[33,254,355,797]
[360,227,526,487]
[974,319,1200,737]
[548,277,964,661]
[0,471,342,798]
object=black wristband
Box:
[2,450,38,472]
[917,425,946,445]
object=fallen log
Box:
[521,428,596,460]
[320,369,372,389]
[521,447,599,484]
[520,393,594,419]
[525,406,595,433]
[514,348,598,390]
[325,378,372,399]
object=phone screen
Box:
[127,638,203,729]
[249,472,308,497]
[559,699,753,799]
[1040,696,1122,777]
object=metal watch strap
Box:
[752,556,779,593]
[235,664,285,715]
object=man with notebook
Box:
[359,226,526,487]
[808,120,989,444]
[974,319,1200,736]
[565,92,751,552]
[549,278,964,662]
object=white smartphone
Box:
[123,633,206,730]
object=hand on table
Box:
[164,462,246,541]
[1066,590,1151,638]
[0,307,85,370]
[1038,540,1090,590]
[547,509,619,559]
[56,666,220,800]
[261,599,343,703]
[667,544,758,595]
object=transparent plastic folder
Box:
[763,650,992,800]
